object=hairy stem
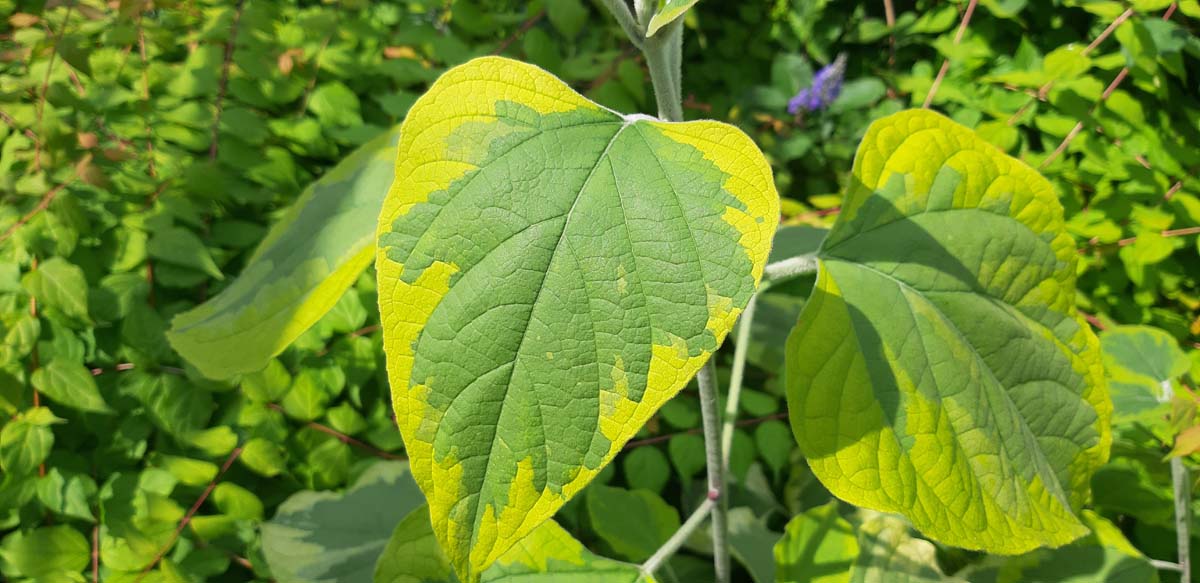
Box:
[1163,379,1192,582]
[639,498,715,581]
[697,360,732,583]
[763,254,819,284]
[606,4,728,578]
[721,294,758,470]
[643,19,684,121]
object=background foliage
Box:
[0,0,1198,581]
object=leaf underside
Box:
[787,109,1111,554]
[376,56,778,580]
[168,128,400,379]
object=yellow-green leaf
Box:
[786,109,1110,555]
[377,56,778,581]
[647,0,700,36]
[167,127,401,379]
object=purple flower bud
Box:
[788,54,847,114]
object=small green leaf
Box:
[22,257,89,322]
[0,525,90,579]
[622,446,671,494]
[168,127,400,379]
[727,507,781,583]
[36,469,97,521]
[774,501,858,583]
[31,359,113,414]
[786,109,1110,554]
[547,0,588,39]
[754,420,793,477]
[309,82,363,127]
[213,483,264,521]
[1101,325,1189,426]
[586,485,681,562]
[261,461,423,583]
[668,433,706,480]
[647,0,700,36]
[147,226,224,280]
[0,407,61,474]
[239,437,288,477]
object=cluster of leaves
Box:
[0,0,1198,582]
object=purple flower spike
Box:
[788,53,847,115]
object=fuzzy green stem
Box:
[643,19,684,121]
[763,254,819,284]
[639,498,715,581]
[697,360,732,583]
[1162,379,1192,582]
[720,293,757,470]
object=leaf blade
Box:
[377,56,778,580]
[786,109,1110,554]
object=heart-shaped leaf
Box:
[376,56,778,580]
[786,109,1110,554]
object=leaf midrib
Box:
[466,120,635,568]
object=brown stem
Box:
[266,403,405,460]
[491,9,545,56]
[209,0,247,162]
[923,0,978,108]
[134,446,244,582]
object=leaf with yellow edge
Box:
[168,127,400,379]
[786,109,1110,555]
[376,56,778,581]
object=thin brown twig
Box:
[28,257,43,478]
[134,446,244,583]
[0,157,87,244]
[297,12,338,116]
[923,0,978,109]
[0,108,39,143]
[585,45,640,92]
[137,12,156,179]
[209,0,247,162]
[883,0,896,67]
[1040,4,1177,168]
[91,523,99,583]
[314,324,381,357]
[1007,7,1131,126]
[1084,8,1134,55]
[266,403,405,460]
[491,9,545,56]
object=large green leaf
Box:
[1100,325,1189,426]
[376,56,778,581]
[167,127,400,379]
[375,505,652,583]
[261,461,424,583]
[786,109,1111,554]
